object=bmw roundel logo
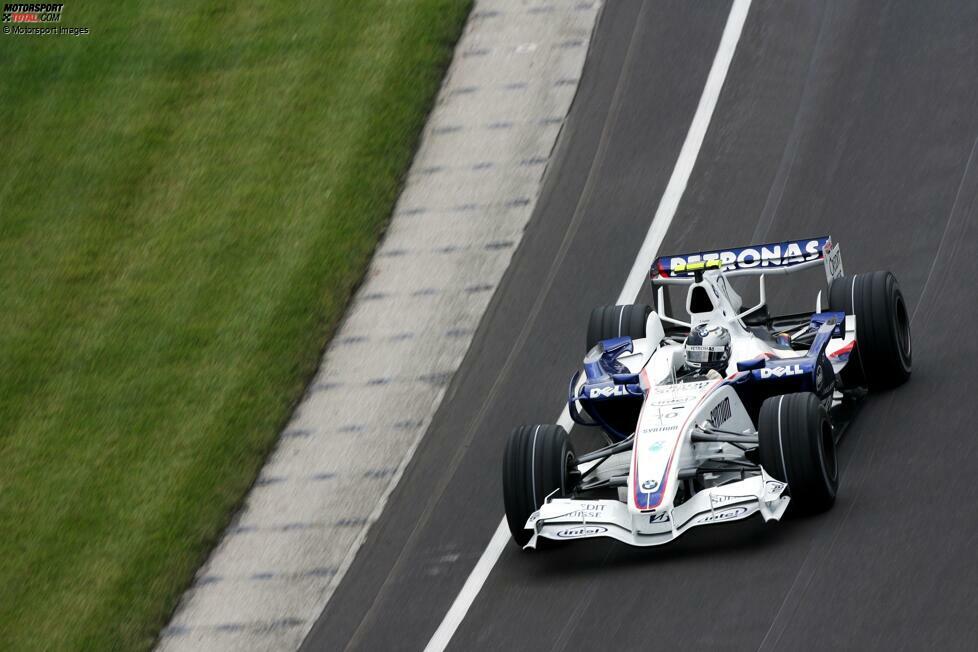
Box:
[641,479,658,491]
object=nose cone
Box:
[629,469,678,514]
[628,380,713,514]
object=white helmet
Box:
[684,324,732,372]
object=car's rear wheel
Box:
[828,271,911,390]
[502,424,577,547]
[758,392,837,514]
[586,304,652,351]
[583,304,651,438]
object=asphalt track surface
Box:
[303,1,978,649]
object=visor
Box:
[685,344,728,364]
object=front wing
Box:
[524,468,789,548]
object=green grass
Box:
[0,1,471,649]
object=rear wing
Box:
[650,236,843,286]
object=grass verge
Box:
[0,1,471,649]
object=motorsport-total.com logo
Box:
[1,3,64,22]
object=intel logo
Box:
[555,525,608,538]
[698,506,750,523]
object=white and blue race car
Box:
[502,237,911,548]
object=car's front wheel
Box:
[758,392,838,514]
[502,424,577,547]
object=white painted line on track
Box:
[423,2,752,650]
[615,0,752,307]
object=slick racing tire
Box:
[758,393,838,514]
[828,271,911,390]
[502,424,577,547]
[586,304,652,351]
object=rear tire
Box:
[586,304,652,351]
[502,424,577,547]
[828,271,911,390]
[758,393,838,514]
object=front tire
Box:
[758,393,838,514]
[828,271,912,389]
[502,424,577,547]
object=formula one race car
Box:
[502,236,911,548]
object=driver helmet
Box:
[684,324,732,372]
